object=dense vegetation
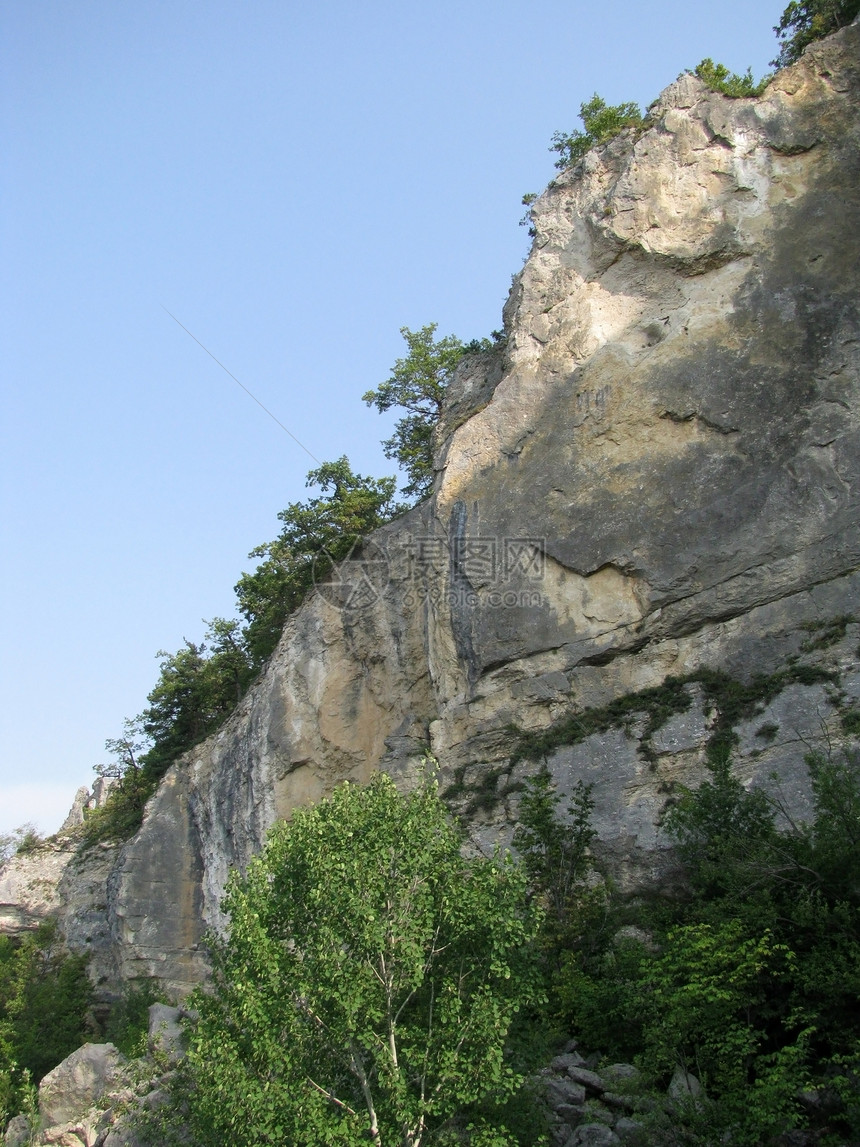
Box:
[0,922,92,1126]
[124,735,860,1146]
[537,744,860,1144]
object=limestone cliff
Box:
[5,22,859,999]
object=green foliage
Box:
[510,665,837,771]
[694,58,770,97]
[510,677,693,766]
[637,921,802,1090]
[798,749,860,902]
[0,921,92,1121]
[663,751,780,903]
[513,769,597,944]
[177,773,543,1146]
[101,980,161,1057]
[799,614,854,654]
[552,745,860,1144]
[519,193,538,236]
[550,94,642,170]
[0,825,42,863]
[773,0,860,67]
[363,325,467,503]
[235,456,401,664]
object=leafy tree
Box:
[82,718,155,844]
[363,325,466,503]
[663,751,781,905]
[142,640,223,765]
[94,717,147,784]
[694,58,770,97]
[235,457,401,664]
[0,921,92,1121]
[550,94,642,169]
[773,0,860,67]
[178,774,542,1146]
[635,920,808,1138]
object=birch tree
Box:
[182,774,541,1146]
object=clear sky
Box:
[1,0,783,836]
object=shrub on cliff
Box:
[694,58,770,97]
[176,774,543,1146]
[550,93,642,169]
[235,455,401,665]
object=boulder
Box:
[551,1051,586,1071]
[602,1064,639,1087]
[667,1065,702,1103]
[3,1115,32,1147]
[571,1125,620,1147]
[567,1066,606,1093]
[547,1077,588,1108]
[38,1044,125,1129]
[613,1117,646,1144]
[101,1126,149,1147]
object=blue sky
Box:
[1,0,782,835]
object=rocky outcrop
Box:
[0,782,116,940]
[7,24,860,998]
[0,838,81,937]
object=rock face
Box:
[7,25,860,997]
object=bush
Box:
[550,94,642,169]
[0,825,42,863]
[694,58,770,97]
[101,979,161,1057]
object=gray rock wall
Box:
[8,24,860,998]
